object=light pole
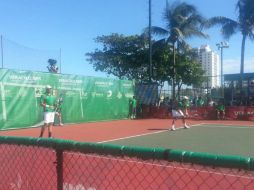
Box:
[1,35,3,68]
[148,0,152,82]
[216,41,229,97]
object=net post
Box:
[56,149,63,190]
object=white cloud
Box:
[223,57,254,74]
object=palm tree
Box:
[205,0,254,91]
[150,1,208,100]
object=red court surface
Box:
[0,119,253,142]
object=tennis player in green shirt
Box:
[39,85,57,138]
[131,96,137,119]
[171,96,190,131]
[216,99,225,120]
[54,90,64,126]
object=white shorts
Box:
[44,112,55,124]
[172,110,184,118]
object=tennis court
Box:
[1,119,253,157]
[102,123,254,157]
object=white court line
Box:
[201,122,254,127]
[98,123,254,144]
[201,125,254,129]
[98,123,205,143]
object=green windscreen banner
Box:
[0,69,134,130]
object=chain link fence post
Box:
[56,149,63,190]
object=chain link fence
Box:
[158,75,224,106]
[0,137,254,190]
[0,36,61,73]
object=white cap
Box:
[46,85,52,89]
[183,96,189,100]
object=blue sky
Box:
[0,0,253,77]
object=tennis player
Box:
[216,99,225,120]
[39,85,57,138]
[54,91,64,126]
[130,96,137,119]
[170,96,190,131]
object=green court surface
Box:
[106,124,254,157]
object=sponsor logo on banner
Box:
[95,81,113,87]
[122,83,132,87]
[117,92,122,99]
[107,90,112,98]
[234,111,245,116]
[59,79,82,84]
[83,92,88,97]
[91,92,104,97]
[9,75,41,83]
[65,91,78,96]
[34,87,43,97]
[125,93,134,98]
[81,91,88,99]
[247,111,254,115]
[58,79,83,90]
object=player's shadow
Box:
[147,128,168,131]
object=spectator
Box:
[197,96,204,107]
[207,97,215,107]
[192,96,198,107]
[157,96,164,107]
[129,96,137,119]
[47,59,59,73]
[181,96,190,116]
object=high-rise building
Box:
[198,45,220,88]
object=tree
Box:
[150,39,174,84]
[152,39,205,98]
[86,33,205,91]
[150,1,208,100]
[175,46,205,98]
[86,33,149,80]
[205,0,254,90]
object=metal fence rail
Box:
[0,136,253,190]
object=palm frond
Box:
[147,1,208,46]
[237,0,254,21]
[248,33,254,41]
[221,22,239,39]
[171,27,184,41]
[174,2,197,17]
[178,40,192,51]
[183,28,209,39]
[185,14,206,27]
[150,26,169,36]
[152,39,172,51]
[204,16,238,28]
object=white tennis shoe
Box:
[184,125,190,129]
